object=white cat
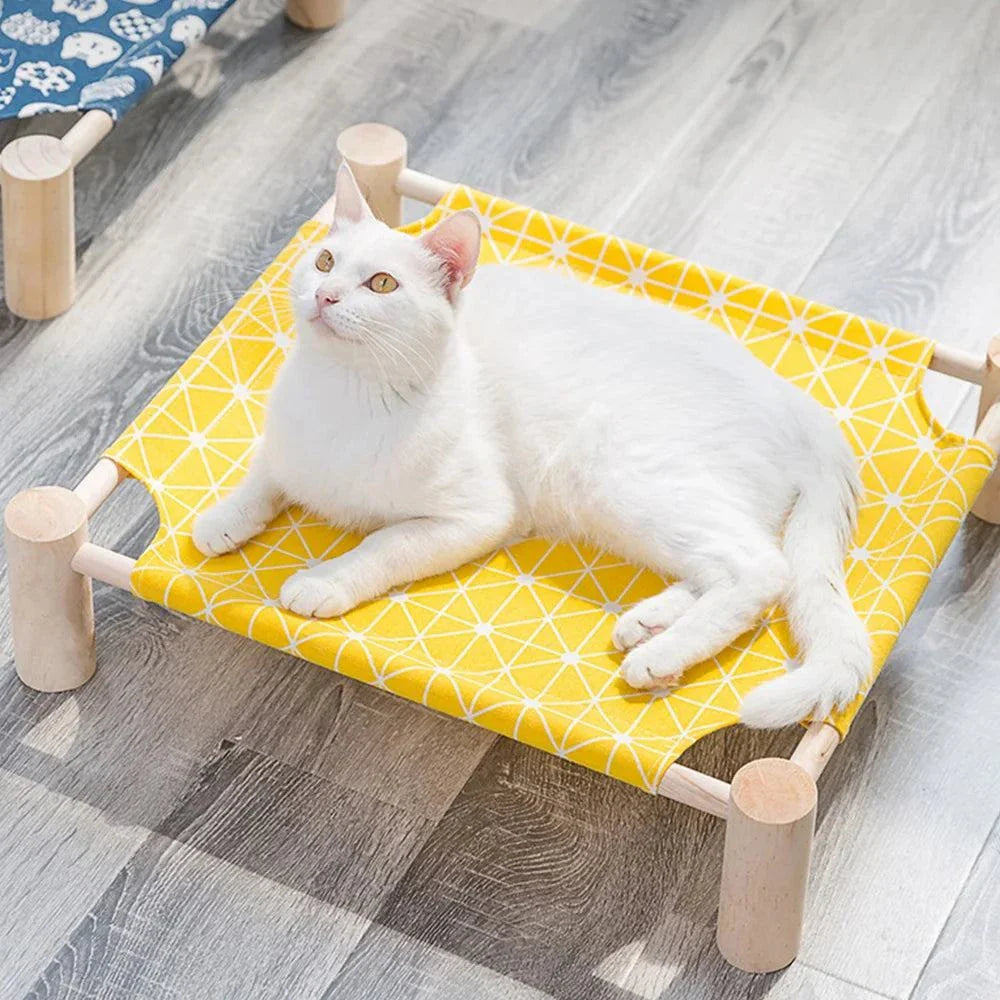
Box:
[193,165,872,728]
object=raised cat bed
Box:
[6,122,1000,973]
[0,0,346,320]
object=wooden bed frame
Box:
[5,122,1000,974]
[0,0,347,321]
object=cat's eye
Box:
[367,272,399,294]
[315,249,334,273]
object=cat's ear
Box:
[420,210,481,301]
[332,163,374,229]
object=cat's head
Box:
[289,163,481,388]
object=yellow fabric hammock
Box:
[104,188,994,793]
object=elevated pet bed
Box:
[0,0,347,321]
[6,123,1000,974]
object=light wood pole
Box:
[717,758,817,973]
[971,336,1000,523]
[0,109,112,320]
[285,0,347,30]
[4,487,96,691]
[1,135,75,320]
[336,123,408,227]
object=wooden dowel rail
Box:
[74,457,126,517]
[975,399,1000,450]
[71,542,136,591]
[657,762,730,817]
[928,342,987,385]
[395,167,454,205]
[61,110,114,168]
[790,721,841,781]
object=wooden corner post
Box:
[1,135,75,320]
[285,0,347,30]
[972,336,1000,523]
[717,758,817,973]
[4,487,96,691]
[336,123,407,227]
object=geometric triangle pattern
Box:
[104,188,995,792]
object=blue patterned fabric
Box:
[0,0,236,121]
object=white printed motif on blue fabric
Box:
[62,31,122,67]
[108,9,160,42]
[15,60,74,95]
[127,51,162,82]
[3,12,62,45]
[0,0,236,121]
[169,13,204,44]
[80,74,133,102]
[52,0,109,25]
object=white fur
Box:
[193,165,872,728]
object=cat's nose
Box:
[315,289,339,309]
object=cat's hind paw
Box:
[280,567,357,619]
[612,584,697,652]
[620,640,686,692]
[612,617,664,653]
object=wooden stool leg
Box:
[336,123,407,227]
[285,0,347,30]
[0,135,75,320]
[972,336,1000,523]
[717,758,817,973]
[4,487,95,692]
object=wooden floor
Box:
[1,0,999,997]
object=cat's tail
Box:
[740,453,871,729]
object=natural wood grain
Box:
[4,487,95,691]
[223,660,494,820]
[0,770,145,997]
[798,0,1000,428]
[717,759,817,973]
[797,518,1000,996]
[970,337,1000,521]
[24,744,432,999]
[618,0,983,289]
[910,817,1000,1000]
[410,0,792,226]
[0,135,75,319]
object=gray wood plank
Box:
[797,517,1000,996]
[224,667,494,820]
[910,817,1000,1000]
[324,728,809,1000]
[24,743,433,1000]
[617,0,983,290]
[412,0,791,226]
[797,0,1000,429]
[0,771,146,997]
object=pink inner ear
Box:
[430,235,468,286]
[421,213,480,297]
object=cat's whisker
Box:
[360,332,430,396]
[348,313,437,372]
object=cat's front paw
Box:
[192,499,267,557]
[280,567,357,619]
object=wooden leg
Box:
[0,135,75,320]
[336,123,407,227]
[716,758,817,973]
[972,336,1000,523]
[285,0,346,30]
[4,487,96,692]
